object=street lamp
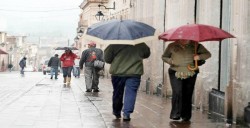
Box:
[95,2,116,21]
[0,42,8,47]
[95,11,105,21]
[77,28,84,37]
[74,37,79,43]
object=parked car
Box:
[42,60,50,75]
[24,65,35,72]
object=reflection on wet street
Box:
[0,72,248,128]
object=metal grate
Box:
[208,88,225,117]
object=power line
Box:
[0,8,80,12]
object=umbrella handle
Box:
[187,41,198,71]
[187,60,198,71]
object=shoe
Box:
[170,116,180,120]
[86,89,91,92]
[93,89,99,92]
[50,77,53,79]
[55,78,58,80]
[182,118,190,122]
[114,114,121,119]
[123,115,131,121]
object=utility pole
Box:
[68,39,70,46]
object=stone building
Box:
[76,0,250,124]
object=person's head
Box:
[55,54,59,57]
[65,48,72,54]
[88,41,96,48]
[178,40,191,45]
[23,57,27,60]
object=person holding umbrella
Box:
[104,43,150,121]
[60,48,77,87]
[162,40,211,121]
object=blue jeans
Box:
[50,66,58,79]
[111,76,141,116]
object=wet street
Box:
[0,71,246,128]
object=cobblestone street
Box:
[0,72,246,128]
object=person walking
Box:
[104,43,150,121]
[48,54,61,80]
[73,57,80,78]
[8,63,13,72]
[79,41,104,92]
[60,48,77,87]
[162,40,211,122]
[19,57,27,76]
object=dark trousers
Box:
[62,67,73,77]
[111,76,141,116]
[168,68,197,120]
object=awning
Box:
[0,49,8,54]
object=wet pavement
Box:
[0,71,248,128]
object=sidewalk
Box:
[0,72,247,128]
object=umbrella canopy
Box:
[0,49,8,54]
[158,24,235,42]
[159,24,235,71]
[83,19,158,45]
[55,47,78,50]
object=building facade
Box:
[76,0,250,123]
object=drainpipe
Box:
[162,0,166,86]
[194,0,197,23]
[219,0,233,124]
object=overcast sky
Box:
[0,0,83,45]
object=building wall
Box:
[79,0,250,121]
[230,0,250,121]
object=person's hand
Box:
[193,55,200,60]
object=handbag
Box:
[94,60,105,69]
[194,44,206,66]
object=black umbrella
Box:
[55,47,78,50]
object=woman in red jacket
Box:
[60,48,77,86]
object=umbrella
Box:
[83,19,158,45]
[55,47,78,50]
[0,49,8,54]
[158,24,235,70]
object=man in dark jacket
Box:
[104,43,150,121]
[48,54,61,79]
[79,41,104,92]
[19,57,27,75]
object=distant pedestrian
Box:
[79,41,104,92]
[19,57,27,76]
[60,48,77,87]
[8,63,13,72]
[104,43,150,121]
[48,54,61,80]
[73,57,80,78]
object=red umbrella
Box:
[0,49,8,54]
[159,24,235,70]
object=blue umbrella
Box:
[83,19,158,45]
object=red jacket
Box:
[60,52,77,67]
